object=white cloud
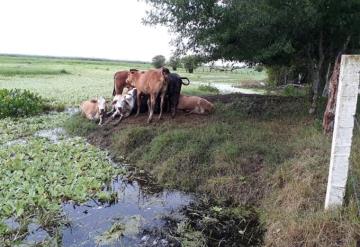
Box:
[0,0,173,61]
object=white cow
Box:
[108,88,137,124]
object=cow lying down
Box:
[177,95,214,114]
[80,97,107,125]
[107,88,137,124]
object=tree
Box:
[181,55,202,73]
[143,0,360,109]
[168,56,181,71]
[152,55,166,68]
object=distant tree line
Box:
[152,54,203,73]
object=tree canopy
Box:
[144,0,360,94]
[152,55,166,68]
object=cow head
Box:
[97,97,106,115]
[97,97,107,125]
[161,67,170,80]
[126,70,139,87]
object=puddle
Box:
[34,127,66,143]
[65,107,80,116]
[3,138,27,147]
[200,82,266,95]
[61,174,193,246]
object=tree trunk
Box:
[322,55,341,134]
[322,35,351,134]
[309,32,324,115]
[322,61,332,97]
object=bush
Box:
[168,56,181,71]
[181,55,203,73]
[198,84,220,94]
[0,89,46,118]
[152,55,166,68]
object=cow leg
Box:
[171,96,177,118]
[159,90,166,120]
[136,92,141,117]
[113,115,123,126]
[148,94,156,123]
[147,98,151,112]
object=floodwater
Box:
[199,82,266,95]
[23,125,193,246]
[61,175,192,246]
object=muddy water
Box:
[61,175,192,246]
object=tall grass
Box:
[0,67,70,77]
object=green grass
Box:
[0,55,266,106]
[0,67,70,77]
[67,94,360,246]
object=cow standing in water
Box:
[126,67,170,123]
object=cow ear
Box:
[90,99,97,103]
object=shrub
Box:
[0,89,46,118]
[181,55,203,73]
[168,56,181,71]
[198,84,220,94]
[152,55,166,68]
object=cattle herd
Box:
[80,67,214,125]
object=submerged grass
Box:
[0,113,124,245]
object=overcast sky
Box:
[0,0,173,62]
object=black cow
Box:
[131,73,190,117]
[166,73,190,118]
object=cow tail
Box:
[180,77,190,85]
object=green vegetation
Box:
[0,67,70,77]
[151,54,166,68]
[70,94,360,246]
[0,106,123,244]
[0,89,46,118]
[181,55,203,73]
[144,0,360,100]
[197,84,220,94]
[0,55,266,106]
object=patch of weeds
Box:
[0,137,124,243]
[198,84,220,94]
[175,199,265,246]
[0,67,70,77]
[95,215,143,246]
[282,85,308,97]
[110,127,158,163]
[63,114,97,136]
[0,89,47,118]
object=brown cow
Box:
[112,69,138,96]
[126,67,170,123]
[177,95,214,114]
[80,97,107,125]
